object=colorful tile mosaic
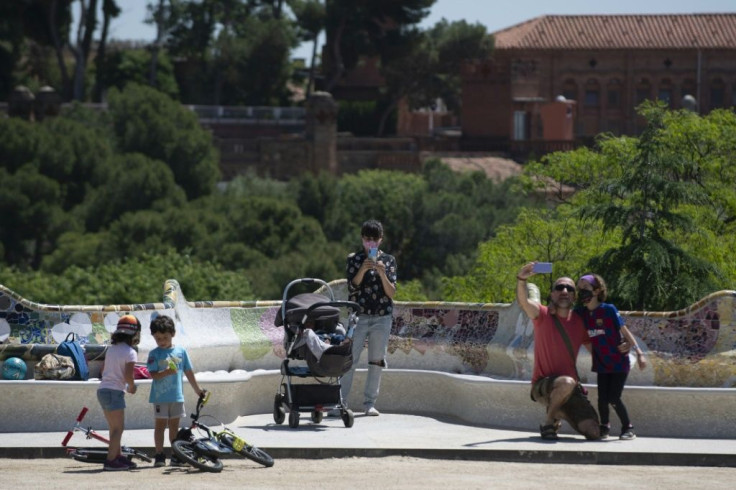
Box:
[2,281,735,387]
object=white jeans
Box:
[340,313,392,410]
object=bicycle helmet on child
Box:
[115,315,141,335]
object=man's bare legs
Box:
[547,376,601,440]
[545,376,576,426]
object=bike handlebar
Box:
[77,407,89,422]
[192,390,211,419]
[61,407,89,446]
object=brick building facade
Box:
[461,14,736,151]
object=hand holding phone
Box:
[532,262,553,274]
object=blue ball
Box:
[2,357,27,380]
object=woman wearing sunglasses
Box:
[575,273,647,440]
[516,262,600,441]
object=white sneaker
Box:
[365,406,380,416]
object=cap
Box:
[114,315,141,336]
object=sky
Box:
[95,0,736,59]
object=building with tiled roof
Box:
[461,14,736,156]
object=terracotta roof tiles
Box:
[493,14,736,50]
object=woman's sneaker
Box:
[154,453,166,467]
[365,406,380,416]
[103,457,130,471]
[620,427,636,440]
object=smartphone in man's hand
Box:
[532,262,553,273]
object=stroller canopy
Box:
[274,293,341,327]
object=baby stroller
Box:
[273,278,360,428]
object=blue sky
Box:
[97,0,735,59]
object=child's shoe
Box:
[154,453,166,467]
[117,455,137,469]
[103,457,130,471]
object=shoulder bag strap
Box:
[551,314,581,382]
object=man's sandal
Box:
[540,424,559,440]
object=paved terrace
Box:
[1,280,735,452]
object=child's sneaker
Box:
[169,455,186,467]
[154,453,166,467]
[117,456,137,469]
[103,457,130,471]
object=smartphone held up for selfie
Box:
[532,262,553,274]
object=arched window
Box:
[584,79,600,108]
[562,79,577,101]
[681,79,696,101]
[710,78,725,109]
[658,78,673,108]
[607,78,622,109]
[636,78,651,105]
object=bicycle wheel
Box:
[220,433,275,468]
[69,448,108,463]
[171,440,224,473]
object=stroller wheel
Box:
[342,409,354,428]
[288,407,300,428]
[310,410,323,423]
[273,394,285,424]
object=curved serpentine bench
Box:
[1,280,735,436]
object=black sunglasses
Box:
[553,284,576,293]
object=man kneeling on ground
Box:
[516,262,600,440]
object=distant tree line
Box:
[0,0,492,136]
[0,84,531,304]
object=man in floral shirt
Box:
[340,219,397,416]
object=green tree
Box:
[291,170,338,225]
[79,152,187,232]
[94,48,179,99]
[163,0,299,104]
[0,165,66,268]
[323,0,434,92]
[375,19,493,135]
[0,115,113,268]
[524,102,728,310]
[443,208,617,304]
[427,18,494,113]
[213,15,296,105]
[290,0,326,97]
[1,250,254,305]
[407,159,527,285]
[107,83,220,198]
[324,169,427,264]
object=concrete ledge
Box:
[3,446,736,468]
[2,369,734,438]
